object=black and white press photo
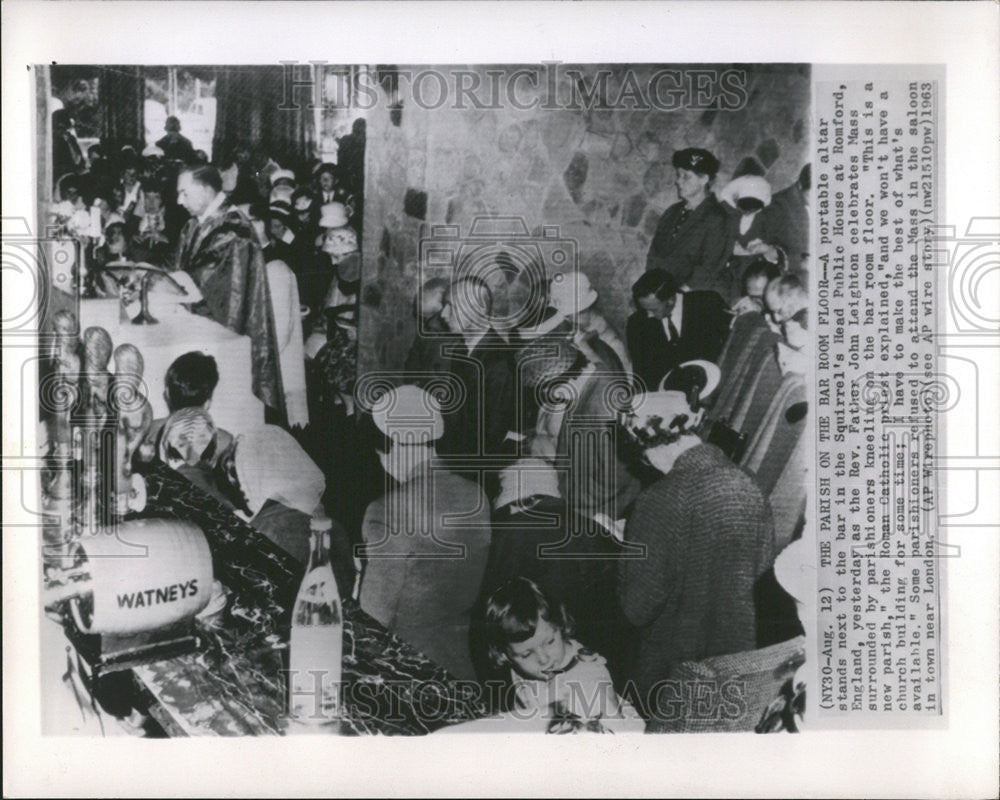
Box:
[33,61,812,737]
[3,3,997,798]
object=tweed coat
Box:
[360,458,491,681]
[617,443,776,714]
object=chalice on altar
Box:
[103,261,199,325]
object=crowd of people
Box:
[51,112,364,419]
[51,115,811,732]
[366,146,812,732]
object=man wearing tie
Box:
[626,269,729,392]
[313,163,355,221]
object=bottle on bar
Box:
[288,515,343,726]
[42,463,77,569]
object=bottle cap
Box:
[309,515,333,532]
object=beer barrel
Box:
[68,518,213,635]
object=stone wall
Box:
[358,64,810,373]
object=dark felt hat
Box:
[672,148,720,178]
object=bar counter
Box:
[49,463,488,736]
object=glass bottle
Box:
[42,462,76,569]
[288,516,343,726]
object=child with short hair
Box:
[484,577,644,733]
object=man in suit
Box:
[646,148,730,294]
[716,174,785,304]
[359,385,491,681]
[156,116,197,164]
[312,162,356,227]
[766,164,810,276]
[174,165,283,417]
[617,390,776,725]
[52,109,85,188]
[437,275,518,464]
[626,269,730,392]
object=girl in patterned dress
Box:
[483,577,644,733]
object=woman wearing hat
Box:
[546,271,631,378]
[645,147,731,299]
[310,303,358,412]
[270,168,297,191]
[265,199,328,346]
[315,201,360,309]
[290,186,318,238]
[617,388,776,725]
[718,174,785,302]
[269,184,295,207]
[263,200,298,265]
[358,385,492,681]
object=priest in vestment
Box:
[174,165,284,417]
